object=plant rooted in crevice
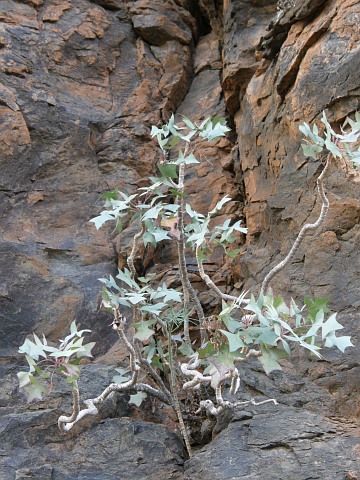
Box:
[18,112,359,457]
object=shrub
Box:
[18,112,359,456]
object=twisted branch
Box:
[196,397,278,416]
[181,353,212,390]
[58,311,169,432]
[261,155,332,294]
[196,245,250,305]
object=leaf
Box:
[258,344,288,374]
[125,292,147,305]
[209,196,232,215]
[116,268,138,289]
[17,371,32,388]
[23,379,48,403]
[129,391,148,407]
[140,302,167,315]
[226,248,243,258]
[322,313,343,339]
[76,341,96,358]
[143,338,156,363]
[198,341,217,359]
[169,189,187,198]
[219,330,245,352]
[142,204,164,221]
[301,142,323,159]
[304,296,330,319]
[101,188,118,200]
[256,328,279,346]
[178,341,194,357]
[180,115,195,130]
[89,211,115,230]
[70,321,78,335]
[208,345,239,378]
[112,367,131,384]
[157,163,178,179]
[18,337,47,361]
[324,333,353,352]
[133,319,156,341]
[142,231,157,248]
[221,315,241,334]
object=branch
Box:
[57,380,80,431]
[176,162,207,345]
[261,155,332,294]
[196,245,250,305]
[128,222,145,279]
[181,353,211,390]
[58,313,141,432]
[196,397,278,416]
[168,325,193,457]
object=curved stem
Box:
[196,246,249,305]
[261,155,332,294]
[58,380,80,431]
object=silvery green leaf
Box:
[76,342,96,358]
[209,195,232,215]
[140,303,167,315]
[89,211,115,230]
[133,319,156,341]
[219,330,245,352]
[324,333,353,352]
[125,292,147,305]
[180,115,195,130]
[301,141,323,159]
[129,391,148,407]
[322,313,343,339]
[112,367,131,384]
[23,379,48,403]
[17,371,32,388]
[116,268,139,289]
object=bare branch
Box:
[261,155,332,294]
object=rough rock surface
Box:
[0,0,359,478]
[186,404,360,480]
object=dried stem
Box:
[261,155,332,294]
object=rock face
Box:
[186,404,360,480]
[0,0,359,479]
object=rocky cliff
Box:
[0,0,359,478]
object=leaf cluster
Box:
[17,321,95,402]
[300,111,360,167]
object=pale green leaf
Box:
[17,371,32,388]
[322,313,343,339]
[324,334,353,352]
[219,330,245,352]
[129,391,148,407]
[133,319,156,341]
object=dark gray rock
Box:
[186,404,360,480]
